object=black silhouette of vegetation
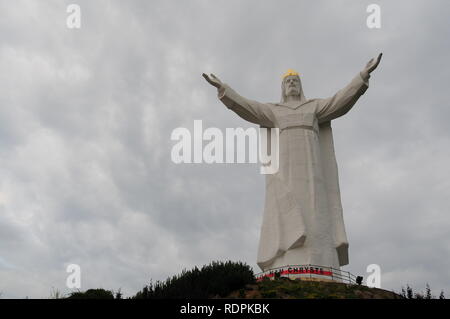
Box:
[133,260,255,299]
[400,284,445,299]
[66,288,118,299]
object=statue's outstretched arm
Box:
[202,73,275,127]
[316,53,382,123]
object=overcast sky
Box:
[1,0,449,298]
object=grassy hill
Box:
[225,278,402,299]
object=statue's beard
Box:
[286,85,300,94]
[286,90,300,98]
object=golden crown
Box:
[282,69,299,79]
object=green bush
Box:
[133,260,255,299]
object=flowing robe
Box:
[217,72,370,271]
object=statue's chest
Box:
[272,107,318,133]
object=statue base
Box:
[255,264,357,284]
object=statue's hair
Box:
[281,75,306,104]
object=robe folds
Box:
[217,72,369,271]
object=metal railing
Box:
[255,264,359,285]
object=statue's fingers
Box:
[377,53,383,63]
[202,73,215,86]
[372,54,382,69]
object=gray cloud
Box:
[0,0,449,298]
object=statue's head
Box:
[281,69,306,103]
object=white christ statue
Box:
[203,53,382,272]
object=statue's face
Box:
[284,75,301,97]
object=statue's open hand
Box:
[364,53,382,74]
[202,73,223,89]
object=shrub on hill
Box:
[133,260,255,299]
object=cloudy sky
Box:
[1,0,449,298]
